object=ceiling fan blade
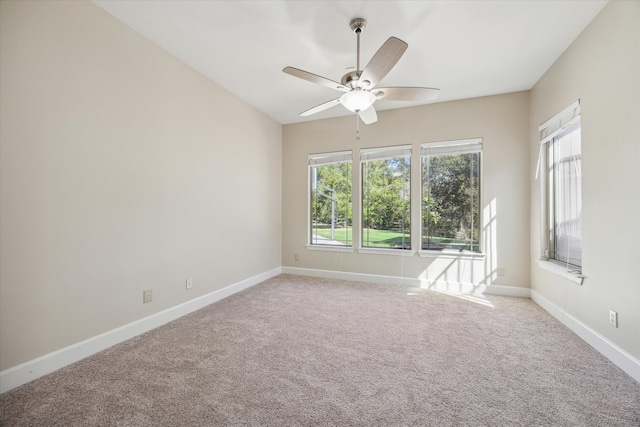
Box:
[373,87,440,101]
[359,37,408,88]
[358,105,378,125]
[283,67,349,92]
[300,98,341,116]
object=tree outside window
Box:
[361,146,411,250]
[422,140,482,252]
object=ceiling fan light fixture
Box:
[340,90,376,113]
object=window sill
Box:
[418,250,485,260]
[357,247,416,256]
[536,259,584,285]
[306,244,354,253]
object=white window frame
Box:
[359,145,413,255]
[536,100,583,284]
[307,151,354,252]
[419,138,483,256]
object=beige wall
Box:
[283,92,530,290]
[529,1,640,359]
[2,0,636,378]
[0,1,282,370]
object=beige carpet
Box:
[1,274,639,426]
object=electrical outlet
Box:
[143,289,152,304]
[186,279,193,290]
[497,267,506,277]
[609,310,618,328]
[294,253,300,261]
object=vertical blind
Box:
[550,121,582,269]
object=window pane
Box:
[550,122,581,268]
[361,155,411,249]
[310,162,352,246]
[422,152,480,252]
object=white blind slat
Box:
[360,145,412,162]
[421,138,482,156]
[309,151,352,166]
[539,100,580,145]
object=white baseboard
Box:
[0,267,282,394]
[530,290,640,384]
[281,266,530,298]
[7,267,635,394]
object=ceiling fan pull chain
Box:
[356,114,360,140]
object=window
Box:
[361,146,411,249]
[309,151,352,246]
[540,101,582,271]
[421,139,482,252]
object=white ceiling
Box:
[92,0,607,125]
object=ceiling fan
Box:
[283,18,440,125]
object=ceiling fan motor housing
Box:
[341,71,374,90]
[341,70,362,89]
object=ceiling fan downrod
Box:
[350,18,366,81]
[350,18,366,72]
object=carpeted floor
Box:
[1,274,639,426]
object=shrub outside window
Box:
[361,146,411,250]
[309,151,352,247]
[421,139,482,252]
